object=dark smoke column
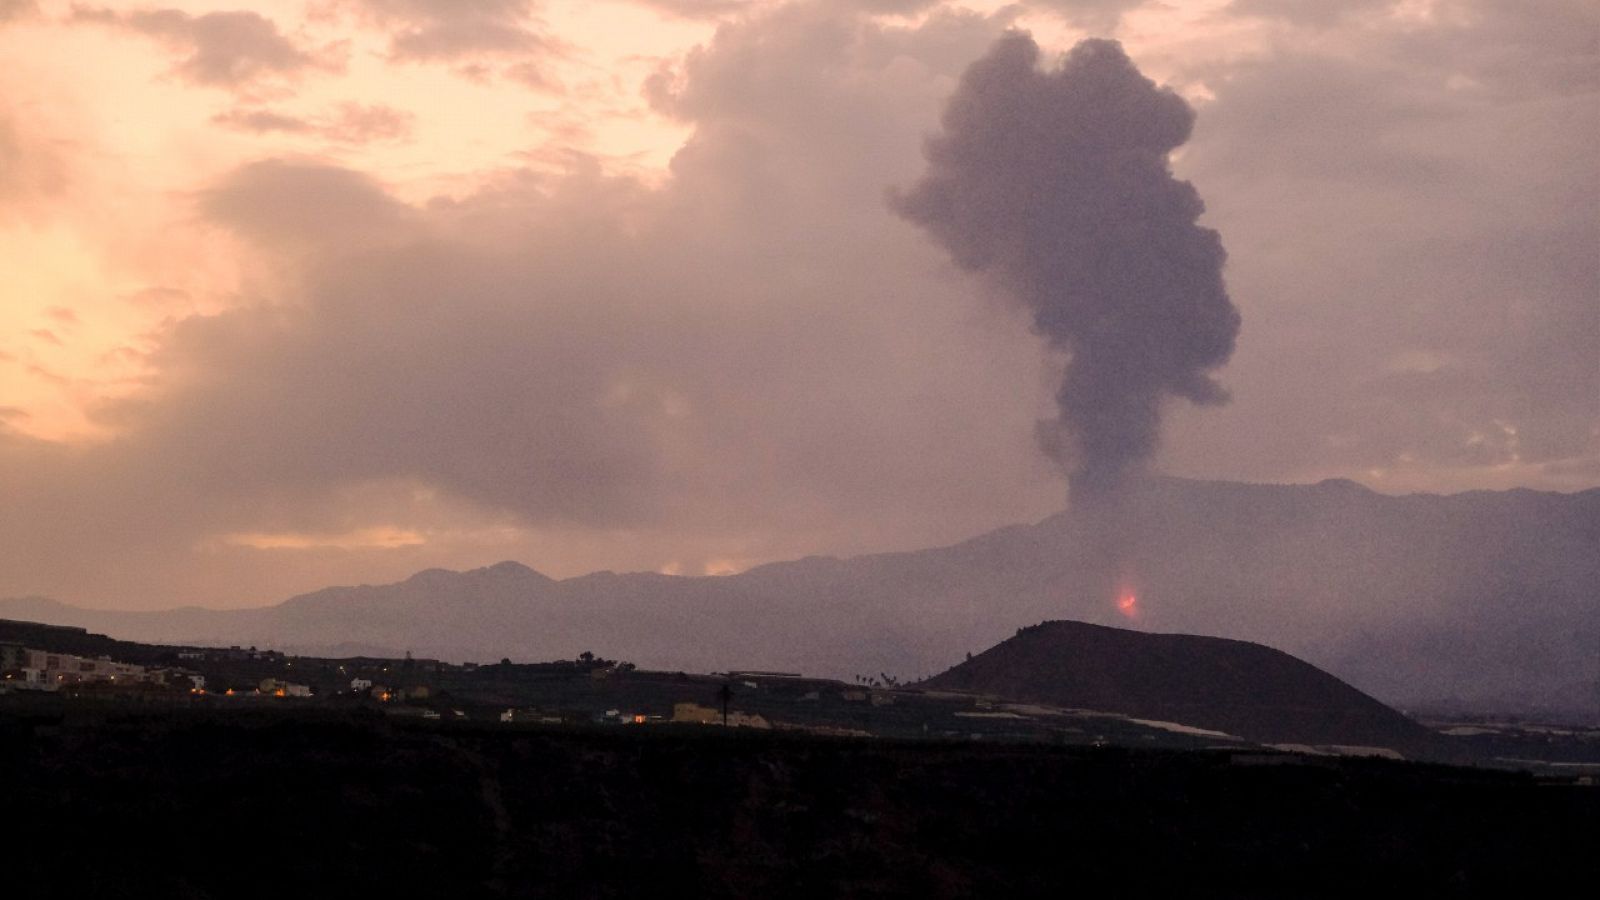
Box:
[892,34,1240,497]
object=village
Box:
[0,627,994,740]
[0,617,1241,749]
[8,617,1598,783]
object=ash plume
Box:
[892,34,1240,497]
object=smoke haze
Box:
[893,34,1241,494]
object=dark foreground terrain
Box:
[4,705,1594,898]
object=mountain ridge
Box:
[5,477,1596,719]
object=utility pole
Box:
[718,679,733,727]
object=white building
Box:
[23,649,154,686]
[260,678,312,697]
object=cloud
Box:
[211,107,314,134]
[333,0,564,64]
[1,0,1595,611]
[628,0,938,21]
[1025,1,1146,32]
[70,6,338,88]
[322,103,415,142]
[855,0,945,13]
[1158,0,1599,483]
[123,286,195,309]
[0,0,38,24]
[197,158,417,248]
[24,361,68,383]
[628,0,751,20]
[1227,0,1395,28]
[1,2,1050,606]
[221,526,426,550]
[0,84,75,220]
[212,102,415,142]
[321,0,568,91]
[0,106,68,217]
[499,60,561,92]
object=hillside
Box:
[7,709,1592,896]
[4,477,1597,718]
[923,620,1444,754]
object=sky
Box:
[1,0,1595,609]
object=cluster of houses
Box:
[257,678,312,698]
[227,677,435,700]
[0,636,455,704]
[0,640,328,700]
[3,635,907,737]
[669,702,771,728]
[489,703,775,728]
[0,641,205,693]
[349,677,432,703]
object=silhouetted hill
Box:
[4,478,1596,719]
[923,620,1445,754]
[6,709,1592,896]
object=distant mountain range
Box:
[5,477,1597,719]
[924,620,1446,755]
